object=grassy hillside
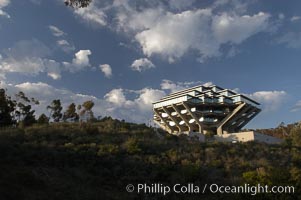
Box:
[0,118,300,200]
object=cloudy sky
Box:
[0,0,301,128]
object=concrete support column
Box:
[182,102,203,133]
[153,109,173,134]
[217,103,246,135]
[228,106,254,132]
[162,106,183,132]
[236,108,260,130]
[172,104,191,132]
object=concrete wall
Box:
[253,132,283,144]
[214,131,255,143]
[214,131,283,144]
[170,131,282,144]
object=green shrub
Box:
[123,138,141,154]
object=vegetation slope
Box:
[0,118,301,200]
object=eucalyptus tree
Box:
[47,99,63,122]
[0,89,14,127]
[37,114,49,124]
[79,100,95,122]
[63,103,79,122]
[14,91,39,126]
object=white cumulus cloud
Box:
[74,1,107,26]
[64,50,92,72]
[45,59,61,80]
[73,50,91,67]
[73,1,273,63]
[160,79,186,93]
[211,12,270,44]
[291,16,301,22]
[135,9,214,62]
[291,100,301,112]
[160,79,212,93]
[57,40,75,53]
[0,40,93,79]
[104,88,131,107]
[134,88,165,110]
[49,25,65,37]
[103,87,165,122]
[0,39,58,79]
[135,9,271,62]
[0,0,10,18]
[130,58,155,72]
[99,64,112,78]
[248,91,287,112]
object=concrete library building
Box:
[153,85,282,144]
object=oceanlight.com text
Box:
[126,183,295,196]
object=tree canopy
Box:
[0,86,99,127]
[63,103,79,122]
[79,100,95,122]
[65,0,92,8]
[47,99,63,122]
[0,89,14,126]
[37,113,49,124]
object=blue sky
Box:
[0,0,301,128]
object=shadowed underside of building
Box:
[153,85,282,144]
